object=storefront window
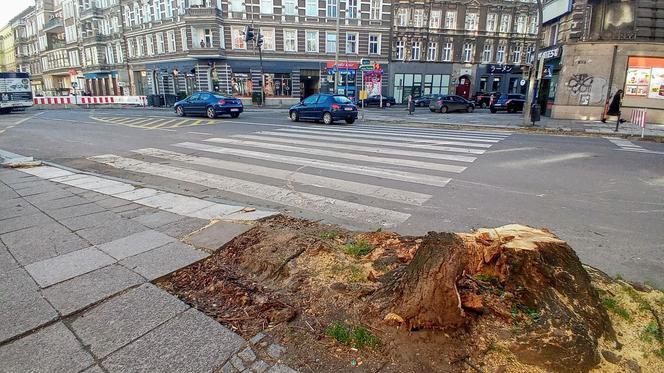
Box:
[479,77,488,92]
[231,73,252,97]
[625,56,664,99]
[423,74,450,95]
[263,73,292,96]
[491,77,501,92]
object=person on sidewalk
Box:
[601,89,626,131]
[407,94,414,115]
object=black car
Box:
[472,91,499,108]
[490,93,526,113]
[289,94,358,125]
[413,94,436,107]
[174,91,243,119]
[360,94,396,107]
[429,94,475,113]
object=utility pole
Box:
[333,0,340,94]
[523,0,544,126]
[257,30,265,107]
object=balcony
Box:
[46,41,66,51]
[187,46,225,58]
[184,7,222,19]
[81,6,103,19]
[43,17,64,33]
[81,32,111,44]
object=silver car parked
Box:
[429,94,475,113]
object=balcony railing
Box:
[43,17,64,32]
[46,41,66,51]
[184,7,222,18]
[81,6,103,19]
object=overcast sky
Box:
[1,1,35,27]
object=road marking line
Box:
[252,131,487,154]
[149,118,178,128]
[270,128,493,148]
[89,154,411,228]
[175,142,453,186]
[15,112,44,125]
[187,131,212,135]
[357,124,511,137]
[275,126,505,143]
[233,134,478,161]
[203,137,469,172]
[133,148,431,206]
[171,119,191,128]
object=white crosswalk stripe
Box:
[605,137,664,155]
[88,126,512,228]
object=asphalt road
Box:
[1,107,663,286]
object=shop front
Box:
[83,71,120,96]
[534,46,562,116]
[476,64,527,97]
[326,61,359,100]
[390,62,452,104]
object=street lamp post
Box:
[523,0,544,126]
[333,0,340,94]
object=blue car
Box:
[174,91,243,119]
[289,94,358,125]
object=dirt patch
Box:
[157,215,663,372]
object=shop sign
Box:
[538,47,561,61]
[326,61,359,70]
[487,64,517,74]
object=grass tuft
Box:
[345,239,374,257]
[320,231,339,239]
[325,321,381,349]
[602,297,631,321]
[474,274,499,284]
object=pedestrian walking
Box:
[407,94,414,115]
[602,89,626,131]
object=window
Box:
[395,40,404,60]
[156,33,165,54]
[548,23,559,46]
[260,0,273,14]
[145,35,154,55]
[284,29,297,52]
[326,0,337,18]
[231,26,246,49]
[482,44,492,63]
[368,34,380,55]
[427,42,437,61]
[181,28,188,50]
[423,74,450,95]
[346,32,358,54]
[445,11,456,29]
[326,32,336,53]
[430,10,441,29]
[516,15,526,34]
[486,13,497,32]
[230,0,243,12]
[116,42,123,63]
[262,28,275,50]
[69,50,80,66]
[136,37,144,56]
[127,39,135,58]
[526,44,534,63]
[500,14,511,33]
[529,15,538,34]
[411,41,421,60]
[370,0,381,20]
[284,0,296,15]
[263,73,292,96]
[462,43,473,62]
[442,42,452,61]
[219,26,226,49]
[465,12,479,31]
[306,0,317,17]
[105,45,114,64]
[346,0,357,19]
[510,44,521,63]
[414,9,424,27]
[306,30,319,52]
[496,44,505,63]
[397,9,408,26]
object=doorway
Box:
[455,75,471,98]
[537,79,551,115]
[300,70,320,98]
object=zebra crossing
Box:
[88,125,512,228]
[605,137,664,155]
[90,115,222,129]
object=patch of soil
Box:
[157,215,664,373]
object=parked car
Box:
[174,91,243,119]
[360,94,396,107]
[289,94,358,125]
[429,95,475,113]
[413,94,436,107]
[472,91,498,108]
[489,93,526,113]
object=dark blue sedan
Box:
[174,91,243,119]
[289,94,357,125]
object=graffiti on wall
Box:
[567,73,607,105]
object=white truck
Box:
[0,72,33,114]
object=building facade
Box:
[539,0,664,123]
[388,0,539,103]
[0,24,16,72]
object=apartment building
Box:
[0,24,16,72]
[538,0,664,124]
[389,0,539,103]
[12,6,43,94]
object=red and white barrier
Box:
[33,96,147,106]
[630,108,647,138]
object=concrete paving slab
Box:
[42,264,145,316]
[91,183,135,195]
[75,219,149,245]
[130,210,183,229]
[48,202,107,220]
[102,308,244,373]
[77,190,112,202]
[135,192,206,211]
[0,322,94,372]
[18,165,74,179]
[31,194,89,211]
[25,247,116,288]
[0,268,58,343]
[185,221,252,252]
[188,203,244,220]
[119,241,208,280]
[50,173,90,183]
[0,241,19,273]
[115,205,156,219]
[155,216,210,239]
[94,196,135,209]
[0,198,38,220]
[60,211,125,231]
[0,212,54,235]
[113,188,163,201]
[22,189,75,205]
[2,223,90,265]
[70,284,189,359]
[97,230,176,260]
[0,189,19,200]
[81,365,105,373]
[223,210,277,221]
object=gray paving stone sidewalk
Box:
[0,167,296,373]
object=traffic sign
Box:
[359,65,374,71]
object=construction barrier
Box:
[630,108,647,138]
[33,96,148,106]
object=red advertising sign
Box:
[326,61,359,69]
